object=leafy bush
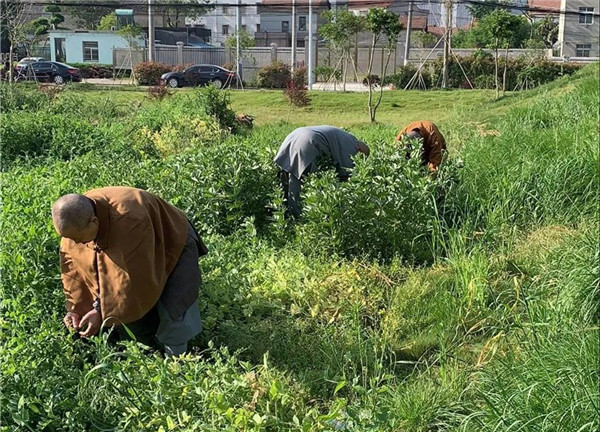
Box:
[257,61,291,88]
[0,83,47,112]
[313,65,341,82]
[384,64,432,89]
[140,116,226,156]
[133,61,173,86]
[386,55,582,90]
[283,80,310,107]
[297,146,449,262]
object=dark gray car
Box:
[161,65,236,89]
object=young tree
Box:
[481,9,524,97]
[1,0,33,83]
[117,24,143,84]
[535,15,558,48]
[364,8,402,123]
[319,9,365,91]
[224,30,255,86]
[45,5,65,30]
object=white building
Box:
[558,0,599,58]
[187,0,261,47]
[257,0,329,47]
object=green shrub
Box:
[257,62,291,88]
[133,61,173,86]
[384,64,432,89]
[313,65,341,82]
[0,83,47,112]
[297,145,450,262]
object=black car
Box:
[161,65,236,89]
[19,61,81,84]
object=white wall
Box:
[49,31,143,64]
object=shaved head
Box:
[52,194,97,241]
[406,130,422,140]
[356,141,370,157]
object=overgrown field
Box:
[1,66,598,431]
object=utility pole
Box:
[236,0,242,85]
[148,0,155,61]
[403,0,413,66]
[441,0,452,88]
[308,0,313,89]
[291,0,297,72]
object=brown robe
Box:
[396,121,447,171]
[59,187,206,325]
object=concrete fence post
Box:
[270,43,278,63]
[176,41,184,66]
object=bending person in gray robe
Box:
[274,126,370,217]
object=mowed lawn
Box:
[65,83,506,126]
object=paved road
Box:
[83,78,393,92]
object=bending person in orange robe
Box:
[396,121,447,172]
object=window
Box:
[282,21,289,33]
[576,43,591,57]
[256,24,261,32]
[299,16,306,31]
[579,7,594,24]
[222,25,229,35]
[242,24,247,32]
[222,6,229,14]
[82,41,99,62]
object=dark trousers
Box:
[278,170,303,218]
[117,223,202,353]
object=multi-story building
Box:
[558,0,599,58]
[186,0,261,47]
[256,0,329,47]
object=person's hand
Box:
[63,312,81,330]
[78,309,102,338]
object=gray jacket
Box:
[274,126,361,179]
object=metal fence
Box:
[114,44,552,83]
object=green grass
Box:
[1,64,598,431]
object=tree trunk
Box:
[494,42,499,99]
[9,44,14,84]
[372,49,393,123]
[367,34,377,123]
[502,45,509,96]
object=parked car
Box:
[161,65,236,89]
[15,57,46,74]
[19,61,81,84]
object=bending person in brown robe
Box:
[52,187,208,356]
[396,121,447,172]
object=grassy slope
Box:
[1,67,598,431]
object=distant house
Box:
[558,0,599,58]
[48,30,145,64]
[187,0,261,47]
[257,0,329,47]
[528,0,561,21]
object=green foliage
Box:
[384,64,432,89]
[313,65,341,82]
[452,11,531,49]
[298,144,453,262]
[319,9,365,53]
[534,15,559,48]
[257,62,291,88]
[97,12,117,31]
[133,61,173,86]
[1,65,598,431]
